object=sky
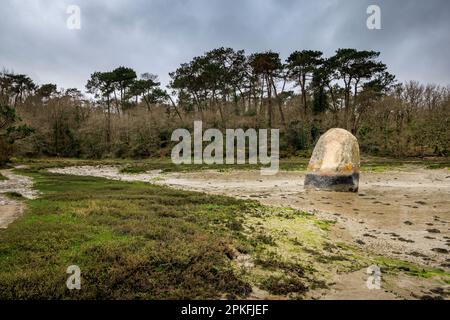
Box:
[1,0,449,92]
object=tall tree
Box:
[86,71,115,147]
[169,48,250,120]
[110,66,137,112]
[249,52,284,127]
[129,73,160,110]
[37,83,58,100]
[1,74,36,107]
[311,69,329,115]
[329,49,388,130]
[0,104,34,164]
[286,50,323,114]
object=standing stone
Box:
[304,128,360,192]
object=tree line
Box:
[0,47,449,163]
[168,48,395,132]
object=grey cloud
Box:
[0,0,449,91]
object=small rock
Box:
[363,233,377,239]
[432,248,449,254]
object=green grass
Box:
[12,156,450,174]
[425,162,450,170]
[119,160,309,174]
[2,159,449,299]
[1,168,346,299]
[0,173,8,181]
[374,257,450,279]
[0,170,256,299]
[117,157,450,173]
[0,168,371,299]
[360,157,450,172]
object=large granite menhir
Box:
[304,128,360,192]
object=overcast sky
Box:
[1,0,449,91]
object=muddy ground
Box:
[0,169,37,229]
[161,169,450,270]
[47,165,450,299]
[49,166,450,268]
[2,165,449,299]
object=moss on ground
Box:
[0,168,359,299]
[374,256,450,280]
[0,169,254,299]
[1,160,449,299]
[231,207,371,298]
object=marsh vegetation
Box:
[0,159,448,299]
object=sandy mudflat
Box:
[44,165,450,299]
[48,165,450,268]
[0,169,37,229]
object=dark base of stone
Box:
[304,173,359,192]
